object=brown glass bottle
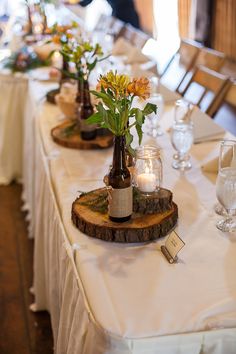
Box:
[108,135,133,222]
[79,80,97,140]
[60,58,69,87]
[27,5,33,35]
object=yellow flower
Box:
[127,77,150,99]
[97,71,130,97]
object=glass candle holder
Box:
[134,146,162,195]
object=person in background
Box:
[78,0,140,29]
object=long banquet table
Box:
[21,72,236,353]
[1,5,236,353]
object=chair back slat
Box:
[115,23,149,48]
[195,47,226,72]
[208,79,236,117]
[182,65,230,115]
[160,38,201,91]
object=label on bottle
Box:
[79,119,97,133]
[108,186,133,218]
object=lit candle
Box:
[137,173,156,193]
[52,51,62,69]
[34,23,43,35]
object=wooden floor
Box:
[0,184,53,354]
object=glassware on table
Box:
[214,202,226,216]
[171,100,194,170]
[134,145,162,195]
[215,139,236,232]
[144,76,163,137]
[146,93,164,137]
[172,99,193,159]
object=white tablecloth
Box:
[0,72,28,184]
[22,77,236,353]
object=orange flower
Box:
[96,77,109,91]
[127,77,150,99]
[52,35,60,44]
[44,27,52,34]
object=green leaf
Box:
[125,130,133,148]
[135,124,143,145]
[87,58,97,73]
[86,112,103,125]
[91,91,114,110]
[143,102,157,116]
[135,108,144,126]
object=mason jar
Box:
[134,145,162,195]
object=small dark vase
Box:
[60,58,69,87]
[27,6,33,35]
[78,79,97,141]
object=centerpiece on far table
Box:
[47,22,79,84]
[59,38,108,140]
[50,38,113,149]
[86,70,157,222]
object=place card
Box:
[161,231,185,264]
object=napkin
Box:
[201,156,219,175]
[191,107,225,144]
[201,148,236,180]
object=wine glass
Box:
[172,99,193,161]
[144,76,163,137]
[216,139,236,232]
[170,101,194,170]
[146,93,164,137]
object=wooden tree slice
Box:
[71,188,178,243]
[46,88,60,104]
[133,187,173,214]
[51,120,113,150]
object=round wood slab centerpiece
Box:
[46,88,60,104]
[71,187,178,243]
[51,120,113,150]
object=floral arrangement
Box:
[46,22,79,44]
[87,70,157,151]
[3,47,48,72]
[60,39,106,80]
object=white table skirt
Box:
[21,77,236,353]
[0,72,28,184]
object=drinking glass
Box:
[214,202,226,216]
[172,99,193,161]
[216,140,236,232]
[170,100,194,170]
[146,93,164,137]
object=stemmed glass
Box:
[146,76,164,137]
[216,139,236,232]
[171,100,194,170]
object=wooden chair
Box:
[160,38,202,91]
[115,23,150,48]
[95,15,124,37]
[177,47,226,94]
[208,80,236,135]
[181,65,230,115]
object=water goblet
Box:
[216,139,236,232]
[146,93,164,137]
[172,99,193,161]
[171,117,194,171]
